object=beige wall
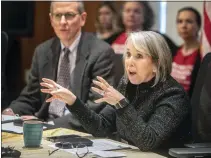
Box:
[149,2,160,31]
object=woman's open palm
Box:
[92,76,125,105]
[40,78,76,106]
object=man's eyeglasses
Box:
[48,142,89,158]
[51,12,80,21]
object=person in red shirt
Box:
[171,7,202,97]
[111,2,177,54]
[95,2,123,45]
[112,2,154,54]
[111,2,177,84]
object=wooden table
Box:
[2,128,167,158]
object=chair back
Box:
[168,53,211,158]
[191,53,211,142]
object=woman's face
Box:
[122,2,144,31]
[177,10,199,40]
[125,40,155,85]
[98,6,113,29]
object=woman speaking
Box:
[41,31,190,151]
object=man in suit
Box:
[2,2,116,130]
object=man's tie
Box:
[57,48,71,88]
[49,48,71,117]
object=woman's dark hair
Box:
[177,7,201,29]
[122,1,154,30]
[99,2,117,15]
[95,2,123,33]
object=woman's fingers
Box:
[42,78,63,88]
[92,86,115,97]
[41,78,68,103]
[40,88,52,94]
[46,96,55,102]
[40,82,55,89]
[94,98,105,103]
[42,78,56,85]
[91,87,105,96]
[97,76,110,87]
[50,89,67,95]
[92,80,108,91]
[46,95,63,103]
[55,83,63,89]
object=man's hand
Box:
[21,115,38,121]
[2,108,15,116]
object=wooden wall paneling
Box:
[19,1,54,86]
[83,1,101,32]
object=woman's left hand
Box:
[40,78,76,106]
[92,76,125,106]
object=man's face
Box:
[49,2,87,45]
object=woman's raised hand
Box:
[92,76,125,106]
[40,78,76,106]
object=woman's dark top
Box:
[68,75,191,151]
[104,32,123,45]
[96,31,123,45]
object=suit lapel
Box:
[71,32,90,98]
[37,38,61,119]
[42,38,61,81]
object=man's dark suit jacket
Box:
[9,32,116,129]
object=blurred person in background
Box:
[112,1,177,55]
[171,7,202,98]
[41,31,191,151]
[95,2,123,44]
[111,1,177,85]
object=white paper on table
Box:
[92,150,126,158]
[48,139,131,155]
[47,121,55,125]
[90,139,131,151]
[2,115,21,122]
[2,122,23,134]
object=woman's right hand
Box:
[40,78,76,106]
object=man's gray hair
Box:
[124,31,172,86]
[50,1,85,14]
